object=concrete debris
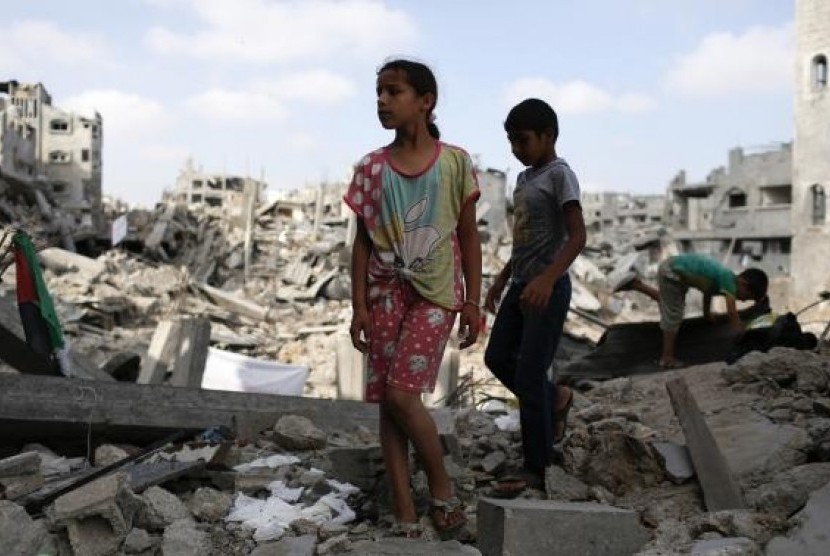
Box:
[4,177,830,554]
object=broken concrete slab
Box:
[326,446,383,491]
[766,481,830,555]
[0,373,378,446]
[666,377,747,511]
[477,498,648,556]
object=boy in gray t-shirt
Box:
[484,98,587,496]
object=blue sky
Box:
[1,0,795,207]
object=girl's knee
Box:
[383,388,421,418]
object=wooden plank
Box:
[665,377,747,511]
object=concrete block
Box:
[48,472,130,536]
[0,471,44,499]
[0,500,51,556]
[0,451,40,476]
[65,515,125,556]
[477,498,648,556]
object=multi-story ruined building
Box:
[0,81,103,224]
[667,0,829,309]
[791,0,830,309]
[475,166,508,241]
[583,192,665,233]
[666,144,794,276]
[168,158,266,209]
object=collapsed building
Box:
[0,81,103,234]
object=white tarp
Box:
[201,348,309,396]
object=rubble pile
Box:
[1,347,829,554]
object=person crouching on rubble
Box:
[613,253,769,369]
[344,58,481,539]
[484,98,587,497]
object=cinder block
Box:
[477,498,649,556]
[48,472,130,536]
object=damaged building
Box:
[165,158,266,211]
[666,144,794,277]
[0,80,103,230]
[667,0,830,311]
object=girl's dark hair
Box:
[378,59,440,139]
[504,98,559,140]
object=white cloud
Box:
[63,90,168,137]
[139,144,191,163]
[253,70,356,105]
[185,90,288,122]
[504,78,656,115]
[145,0,417,64]
[665,23,794,98]
[185,70,355,122]
[0,20,110,73]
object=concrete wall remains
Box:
[791,0,830,309]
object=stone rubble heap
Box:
[1,347,829,554]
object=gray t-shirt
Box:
[509,158,581,284]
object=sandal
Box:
[491,470,545,499]
[389,521,424,539]
[429,497,467,540]
[553,387,574,444]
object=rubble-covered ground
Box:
[3,180,830,554]
[2,347,830,555]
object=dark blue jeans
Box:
[484,274,572,473]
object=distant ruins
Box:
[0,81,102,231]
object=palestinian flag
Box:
[13,231,64,365]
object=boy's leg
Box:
[628,277,660,301]
[658,266,687,367]
[484,283,524,394]
[514,276,572,473]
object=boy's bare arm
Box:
[520,202,586,311]
[485,261,511,313]
[724,296,743,332]
[457,201,482,348]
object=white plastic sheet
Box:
[201,348,309,396]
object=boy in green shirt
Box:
[615,253,768,368]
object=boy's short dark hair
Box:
[739,268,768,301]
[504,98,559,140]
